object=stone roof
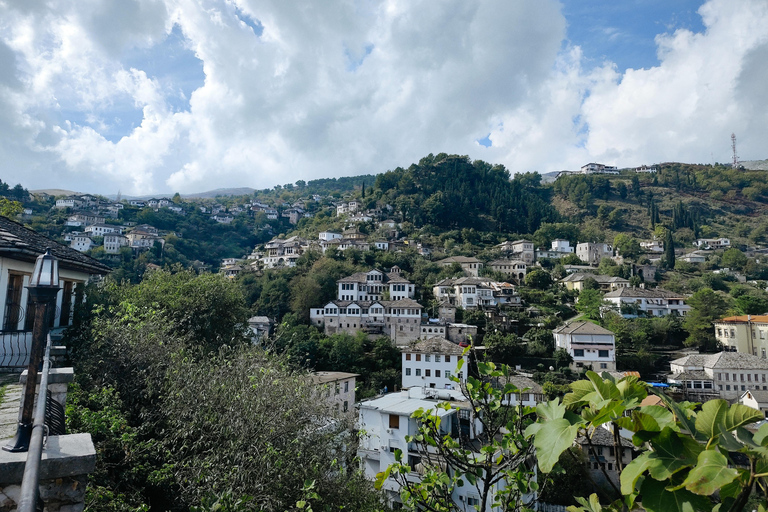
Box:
[0,216,111,275]
[248,316,272,324]
[496,375,543,394]
[404,337,464,355]
[311,371,360,385]
[434,277,491,287]
[388,298,423,308]
[604,287,687,299]
[552,321,615,336]
[437,256,481,264]
[488,259,527,266]
[337,271,375,283]
[576,426,632,448]
[670,351,768,371]
[560,273,629,284]
[669,370,712,381]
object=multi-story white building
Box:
[559,273,629,293]
[640,240,664,253]
[311,371,359,416]
[552,322,616,371]
[261,236,307,268]
[668,351,768,400]
[603,287,690,318]
[103,234,128,254]
[487,259,527,281]
[335,267,414,302]
[433,277,491,309]
[535,239,575,260]
[55,197,85,209]
[319,231,342,241]
[84,223,122,237]
[498,240,535,264]
[70,234,93,253]
[580,163,619,174]
[401,337,466,390]
[715,315,768,358]
[576,242,613,266]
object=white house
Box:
[581,163,619,174]
[436,256,483,277]
[497,240,535,264]
[603,287,690,318]
[640,240,664,253]
[319,231,342,241]
[261,236,307,268]
[695,238,731,250]
[0,217,111,367]
[536,239,576,260]
[553,322,616,372]
[739,389,768,419]
[70,234,93,252]
[103,234,128,254]
[487,259,527,281]
[55,197,85,209]
[679,251,707,264]
[576,242,613,266]
[311,371,359,416]
[401,337,466,390]
[433,277,499,309]
[84,223,121,237]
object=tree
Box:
[378,357,538,511]
[736,294,768,315]
[525,269,552,290]
[484,331,526,365]
[722,248,748,270]
[664,229,676,269]
[553,348,573,369]
[683,288,729,350]
[613,234,641,260]
[576,289,605,320]
[0,197,23,217]
[530,372,768,512]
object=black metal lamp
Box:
[3,249,60,452]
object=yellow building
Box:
[714,315,768,358]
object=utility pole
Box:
[732,133,739,169]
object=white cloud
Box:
[0,0,766,195]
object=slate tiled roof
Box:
[552,321,615,336]
[404,337,464,355]
[604,287,687,299]
[437,256,481,264]
[560,273,629,284]
[0,216,111,274]
[717,315,768,324]
[671,352,768,371]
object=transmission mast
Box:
[731,133,739,168]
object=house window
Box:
[467,497,480,507]
[344,381,349,393]
[416,369,421,376]
[445,356,451,363]
[435,370,441,377]
[343,401,348,412]
[416,354,421,362]
[574,349,585,357]
[600,363,607,369]
[405,368,411,376]
[406,353,411,361]
[425,355,431,362]
[4,273,25,331]
[335,383,340,395]
[389,414,400,429]
[425,370,431,377]
[598,350,609,358]
[435,355,441,363]
[445,371,451,379]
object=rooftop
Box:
[717,315,768,324]
[670,351,768,371]
[437,256,481,264]
[604,287,687,299]
[311,372,360,385]
[404,337,464,355]
[552,321,615,336]
[0,216,111,275]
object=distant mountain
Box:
[183,187,257,199]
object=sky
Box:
[1,0,767,196]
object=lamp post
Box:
[3,249,60,453]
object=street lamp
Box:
[3,249,60,452]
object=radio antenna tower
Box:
[731,133,739,168]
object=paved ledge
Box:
[19,367,74,385]
[0,433,96,485]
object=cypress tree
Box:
[665,230,676,269]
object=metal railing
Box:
[0,331,33,368]
[17,334,53,512]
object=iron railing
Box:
[0,331,33,368]
[16,333,54,512]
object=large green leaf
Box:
[563,380,598,407]
[694,399,728,440]
[753,422,768,446]
[682,449,739,495]
[585,371,621,402]
[639,405,676,431]
[533,418,581,473]
[620,452,652,495]
[724,403,763,431]
[536,398,567,422]
[646,427,702,480]
[640,477,711,512]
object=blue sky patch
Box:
[477,134,492,147]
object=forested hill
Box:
[373,153,559,233]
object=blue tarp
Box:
[648,382,669,388]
